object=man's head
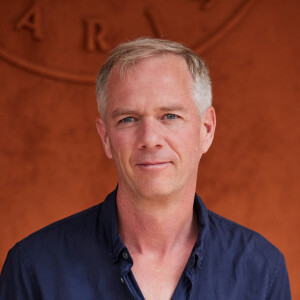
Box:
[96,37,212,121]
[95,38,216,201]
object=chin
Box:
[135,181,179,200]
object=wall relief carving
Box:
[0,0,255,84]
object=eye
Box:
[162,114,178,120]
[119,116,135,124]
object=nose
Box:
[138,118,163,150]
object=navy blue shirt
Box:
[0,189,291,299]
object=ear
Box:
[200,106,216,154]
[95,117,113,159]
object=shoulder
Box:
[0,203,105,298]
[204,210,290,297]
[14,202,104,257]
[206,210,284,269]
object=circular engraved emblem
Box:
[0,0,255,84]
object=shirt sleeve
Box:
[0,243,40,300]
[266,251,291,300]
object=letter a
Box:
[16,3,42,40]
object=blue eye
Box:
[165,114,176,120]
[121,117,134,123]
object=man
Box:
[0,38,291,299]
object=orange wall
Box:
[0,0,299,298]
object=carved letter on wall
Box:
[15,3,42,40]
[144,7,163,38]
[198,0,216,11]
[84,19,109,52]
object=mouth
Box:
[136,161,171,169]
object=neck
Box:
[116,184,198,257]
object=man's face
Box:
[97,54,215,200]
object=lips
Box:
[135,161,172,170]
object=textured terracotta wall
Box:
[0,0,299,297]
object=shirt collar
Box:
[100,188,126,263]
[100,188,209,268]
[190,193,209,269]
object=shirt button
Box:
[120,277,124,283]
[122,252,129,260]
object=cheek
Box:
[185,127,202,161]
[110,131,135,162]
[169,126,201,160]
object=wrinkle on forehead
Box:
[111,54,191,83]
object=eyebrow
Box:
[111,105,188,119]
[111,109,138,119]
[158,105,188,113]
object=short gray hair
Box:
[96,37,212,120]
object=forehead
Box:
[105,54,195,112]
[108,54,191,87]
